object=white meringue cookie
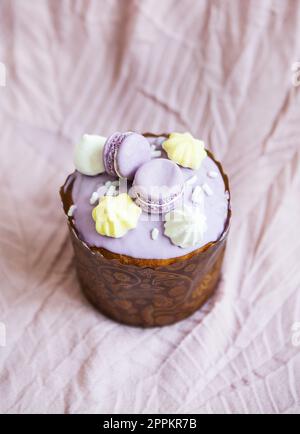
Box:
[74,134,106,176]
[164,207,207,248]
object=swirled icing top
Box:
[64,133,230,260]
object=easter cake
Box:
[60,132,231,327]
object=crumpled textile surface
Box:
[0,0,300,414]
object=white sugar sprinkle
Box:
[67,205,77,217]
[89,191,99,205]
[151,228,159,240]
[106,185,116,196]
[185,175,197,185]
[152,150,162,158]
[111,180,120,187]
[150,144,156,151]
[105,181,112,188]
[97,185,108,197]
[202,183,213,196]
[192,186,204,205]
[208,170,218,179]
[225,191,230,200]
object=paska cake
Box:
[60,132,231,327]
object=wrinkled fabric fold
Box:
[0,0,300,414]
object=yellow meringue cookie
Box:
[92,193,142,238]
[162,132,207,170]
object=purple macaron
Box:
[103,132,151,180]
[133,158,184,214]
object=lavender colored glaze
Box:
[103,132,151,179]
[67,138,229,260]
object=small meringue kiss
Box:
[74,134,106,176]
[164,207,207,248]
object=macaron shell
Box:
[134,158,183,188]
[116,133,151,179]
[103,132,125,177]
[133,158,184,201]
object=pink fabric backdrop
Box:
[0,0,300,414]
